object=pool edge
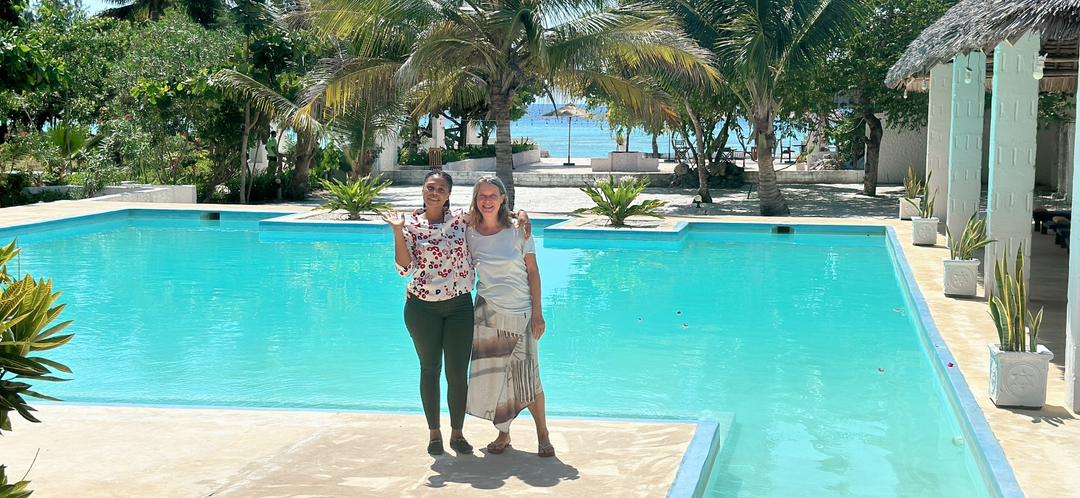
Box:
[885,226,1024,498]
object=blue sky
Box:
[82,0,110,14]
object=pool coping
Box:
[884,227,1023,498]
[0,205,1024,496]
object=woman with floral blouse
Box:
[383,170,528,456]
[384,170,474,456]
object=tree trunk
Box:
[863,110,883,196]
[753,107,790,216]
[711,117,733,173]
[492,92,517,209]
[291,132,315,199]
[685,100,711,203]
[651,133,659,158]
[239,103,252,204]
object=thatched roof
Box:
[886,0,1080,93]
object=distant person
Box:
[266,131,279,172]
[464,176,553,458]
[266,131,281,200]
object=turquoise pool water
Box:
[7,212,990,497]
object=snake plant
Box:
[947,213,994,260]
[989,245,1043,352]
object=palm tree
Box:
[709,0,866,215]
[210,69,325,201]
[309,0,715,209]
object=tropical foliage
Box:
[709,0,867,215]
[573,176,666,227]
[989,245,1043,352]
[306,0,716,209]
[946,213,993,261]
[318,176,393,220]
[0,241,74,435]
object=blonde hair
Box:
[469,176,512,228]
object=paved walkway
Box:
[2,406,696,498]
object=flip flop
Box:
[486,439,512,454]
[427,439,444,455]
[538,443,556,458]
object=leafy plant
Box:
[0,240,74,435]
[916,184,936,219]
[989,245,1043,352]
[573,176,666,227]
[947,213,994,260]
[903,166,925,200]
[0,463,32,498]
[318,176,393,220]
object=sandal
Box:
[449,437,474,454]
[427,439,444,456]
[538,443,556,458]
[486,438,512,455]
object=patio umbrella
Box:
[543,103,593,166]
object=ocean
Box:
[501,103,808,160]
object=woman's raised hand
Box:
[382,211,406,230]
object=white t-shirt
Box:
[467,225,536,313]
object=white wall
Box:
[876,117,929,184]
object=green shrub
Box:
[318,176,393,220]
[573,176,666,227]
[399,143,537,166]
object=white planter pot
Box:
[943,259,980,297]
[899,197,921,220]
[988,344,1054,408]
[911,217,938,246]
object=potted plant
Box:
[910,182,938,246]
[987,246,1053,408]
[573,176,666,227]
[900,166,924,220]
[317,175,393,220]
[943,213,994,297]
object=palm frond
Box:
[210,70,323,137]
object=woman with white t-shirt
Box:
[465,176,553,458]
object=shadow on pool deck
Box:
[427,449,580,490]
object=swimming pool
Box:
[4,210,1009,497]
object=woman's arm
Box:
[524,253,545,340]
[382,212,414,274]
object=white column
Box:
[1065,57,1080,413]
[926,63,953,220]
[431,115,446,149]
[947,52,987,239]
[375,129,402,173]
[985,32,1040,294]
[465,120,483,145]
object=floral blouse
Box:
[397,209,474,301]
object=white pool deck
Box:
[2,199,1079,497]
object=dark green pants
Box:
[404,292,474,430]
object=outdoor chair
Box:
[1033,208,1070,234]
